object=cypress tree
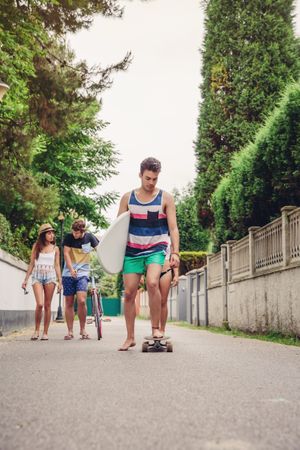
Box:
[195,0,300,227]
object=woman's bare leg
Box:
[159,270,172,334]
[42,283,56,337]
[32,283,44,337]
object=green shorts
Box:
[123,251,166,274]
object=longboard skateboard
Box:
[142,336,173,352]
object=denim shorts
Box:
[62,276,89,296]
[32,273,56,286]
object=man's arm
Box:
[165,192,180,268]
[117,192,130,216]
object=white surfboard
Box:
[96,211,130,274]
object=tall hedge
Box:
[212,81,300,248]
[174,184,210,251]
[195,0,300,227]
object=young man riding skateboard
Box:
[117,157,180,351]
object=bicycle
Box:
[90,271,104,340]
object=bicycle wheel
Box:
[95,312,102,340]
[98,295,104,317]
[93,293,102,340]
[97,315,102,340]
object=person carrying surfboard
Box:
[62,219,99,340]
[117,157,180,351]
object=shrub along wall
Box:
[179,251,207,275]
[212,81,300,249]
[0,214,30,262]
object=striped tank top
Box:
[125,189,169,257]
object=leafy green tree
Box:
[195,0,300,227]
[115,272,124,299]
[174,184,210,251]
[100,274,118,297]
[0,7,57,232]
[0,0,130,246]
[27,0,123,33]
[31,44,120,228]
[90,253,105,280]
[90,254,119,297]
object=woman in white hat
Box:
[22,223,62,340]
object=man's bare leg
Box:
[146,264,163,338]
[64,295,75,338]
[119,273,141,351]
[77,291,88,338]
[159,270,172,335]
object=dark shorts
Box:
[62,276,89,296]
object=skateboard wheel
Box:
[167,342,173,352]
[142,342,149,352]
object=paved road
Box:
[1,317,299,450]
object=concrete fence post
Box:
[221,244,228,328]
[177,276,187,321]
[206,254,212,288]
[186,273,193,324]
[196,271,200,326]
[281,206,296,267]
[204,267,208,326]
[248,226,260,277]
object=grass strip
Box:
[170,321,300,347]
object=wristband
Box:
[171,252,180,257]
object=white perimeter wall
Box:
[0,248,59,312]
[228,266,300,335]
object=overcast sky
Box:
[69,0,300,223]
